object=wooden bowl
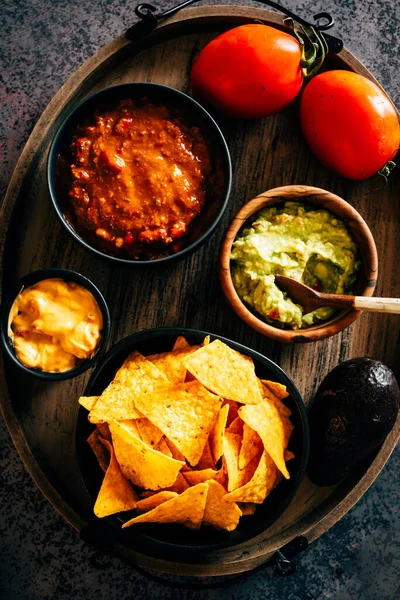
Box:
[220,185,378,343]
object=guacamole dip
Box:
[231,202,361,329]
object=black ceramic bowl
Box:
[75,328,309,563]
[47,83,232,266]
[0,268,110,381]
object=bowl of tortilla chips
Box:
[75,328,309,563]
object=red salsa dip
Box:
[58,98,222,259]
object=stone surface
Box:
[1,0,399,598]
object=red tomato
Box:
[300,70,400,180]
[190,24,303,119]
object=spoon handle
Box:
[354,297,400,314]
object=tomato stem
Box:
[378,160,396,183]
[286,19,328,78]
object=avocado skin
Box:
[307,358,399,487]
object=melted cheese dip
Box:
[9,278,102,372]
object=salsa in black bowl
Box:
[48,83,232,266]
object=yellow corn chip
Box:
[109,421,185,490]
[285,449,295,461]
[172,336,190,350]
[203,480,242,532]
[132,380,222,466]
[165,439,185,461]
[239,423,263,469]
[239,401,292,479]
[135,418,164,448]
[136,491,178,512]
[87,429,110,472]
[203,335,211,345]
[155,436,173,457]
[225,451,279,504]
[138,472,189,495]
[183,468,219,486]
[118,419,140,437]
[215,464,228,489]
[122,482,208,529]
[223,399,239,426]
[147,346,201,384]
[183,340,262,405]
[94,439,138,518]
[79,396,99,411]
[261,379,289,399]
[197,439,216,470]
[96,422,111,442]
[238,502,257,516]
[89,352,168,423]
[223,432,242,491]
[226,416,243,435]
[259,381,292,417]
[209,404,229,462]
[167,472,190,493]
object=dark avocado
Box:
[307,358,399,486]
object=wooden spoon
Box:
[274,275,400,315]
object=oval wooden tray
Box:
[1,5,399,578]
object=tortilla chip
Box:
[225,451,279,504]
[164,438,185,461]
[96,422,111,442]
[132,380,222,466]
[183,468,219,486]
[89,352,168,423]
[155,436,173,457]
[147,346,201,384]
[197,439,216,470]
[209,404,229,462]
[135,418,164,448]
[261,379,289,399]
[259,381,292,417]
[122,482,208,529]
[167,472,190,493]
[183,340,262,405]
[94,439,138,518]
[203,480,242,531]
[136,491,178,512]
[238,502,257,516]
[285,449,295,461]
[87,429,110,472]
[118,419,140,437]
[239,401,292,479]
[109,421,185,490]
[223,432,242,491]
[226,416,243,435]
[223,399,239,426]
[203,335,211,346]
[173,336,190,350]
[239,423,263,469]
[79,396,99,411]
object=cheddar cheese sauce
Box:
[9,279,102,372]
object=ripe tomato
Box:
[300,70,400,180]
[190,24,304,120]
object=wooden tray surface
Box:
[1,5,399,577]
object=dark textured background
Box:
[1,1,399,598]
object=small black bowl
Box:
[47,83,232,266]
[75,327,309,563]
[0,268,110,381]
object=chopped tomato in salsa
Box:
[59,98,220,259]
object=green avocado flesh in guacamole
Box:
[231,202,361,330]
